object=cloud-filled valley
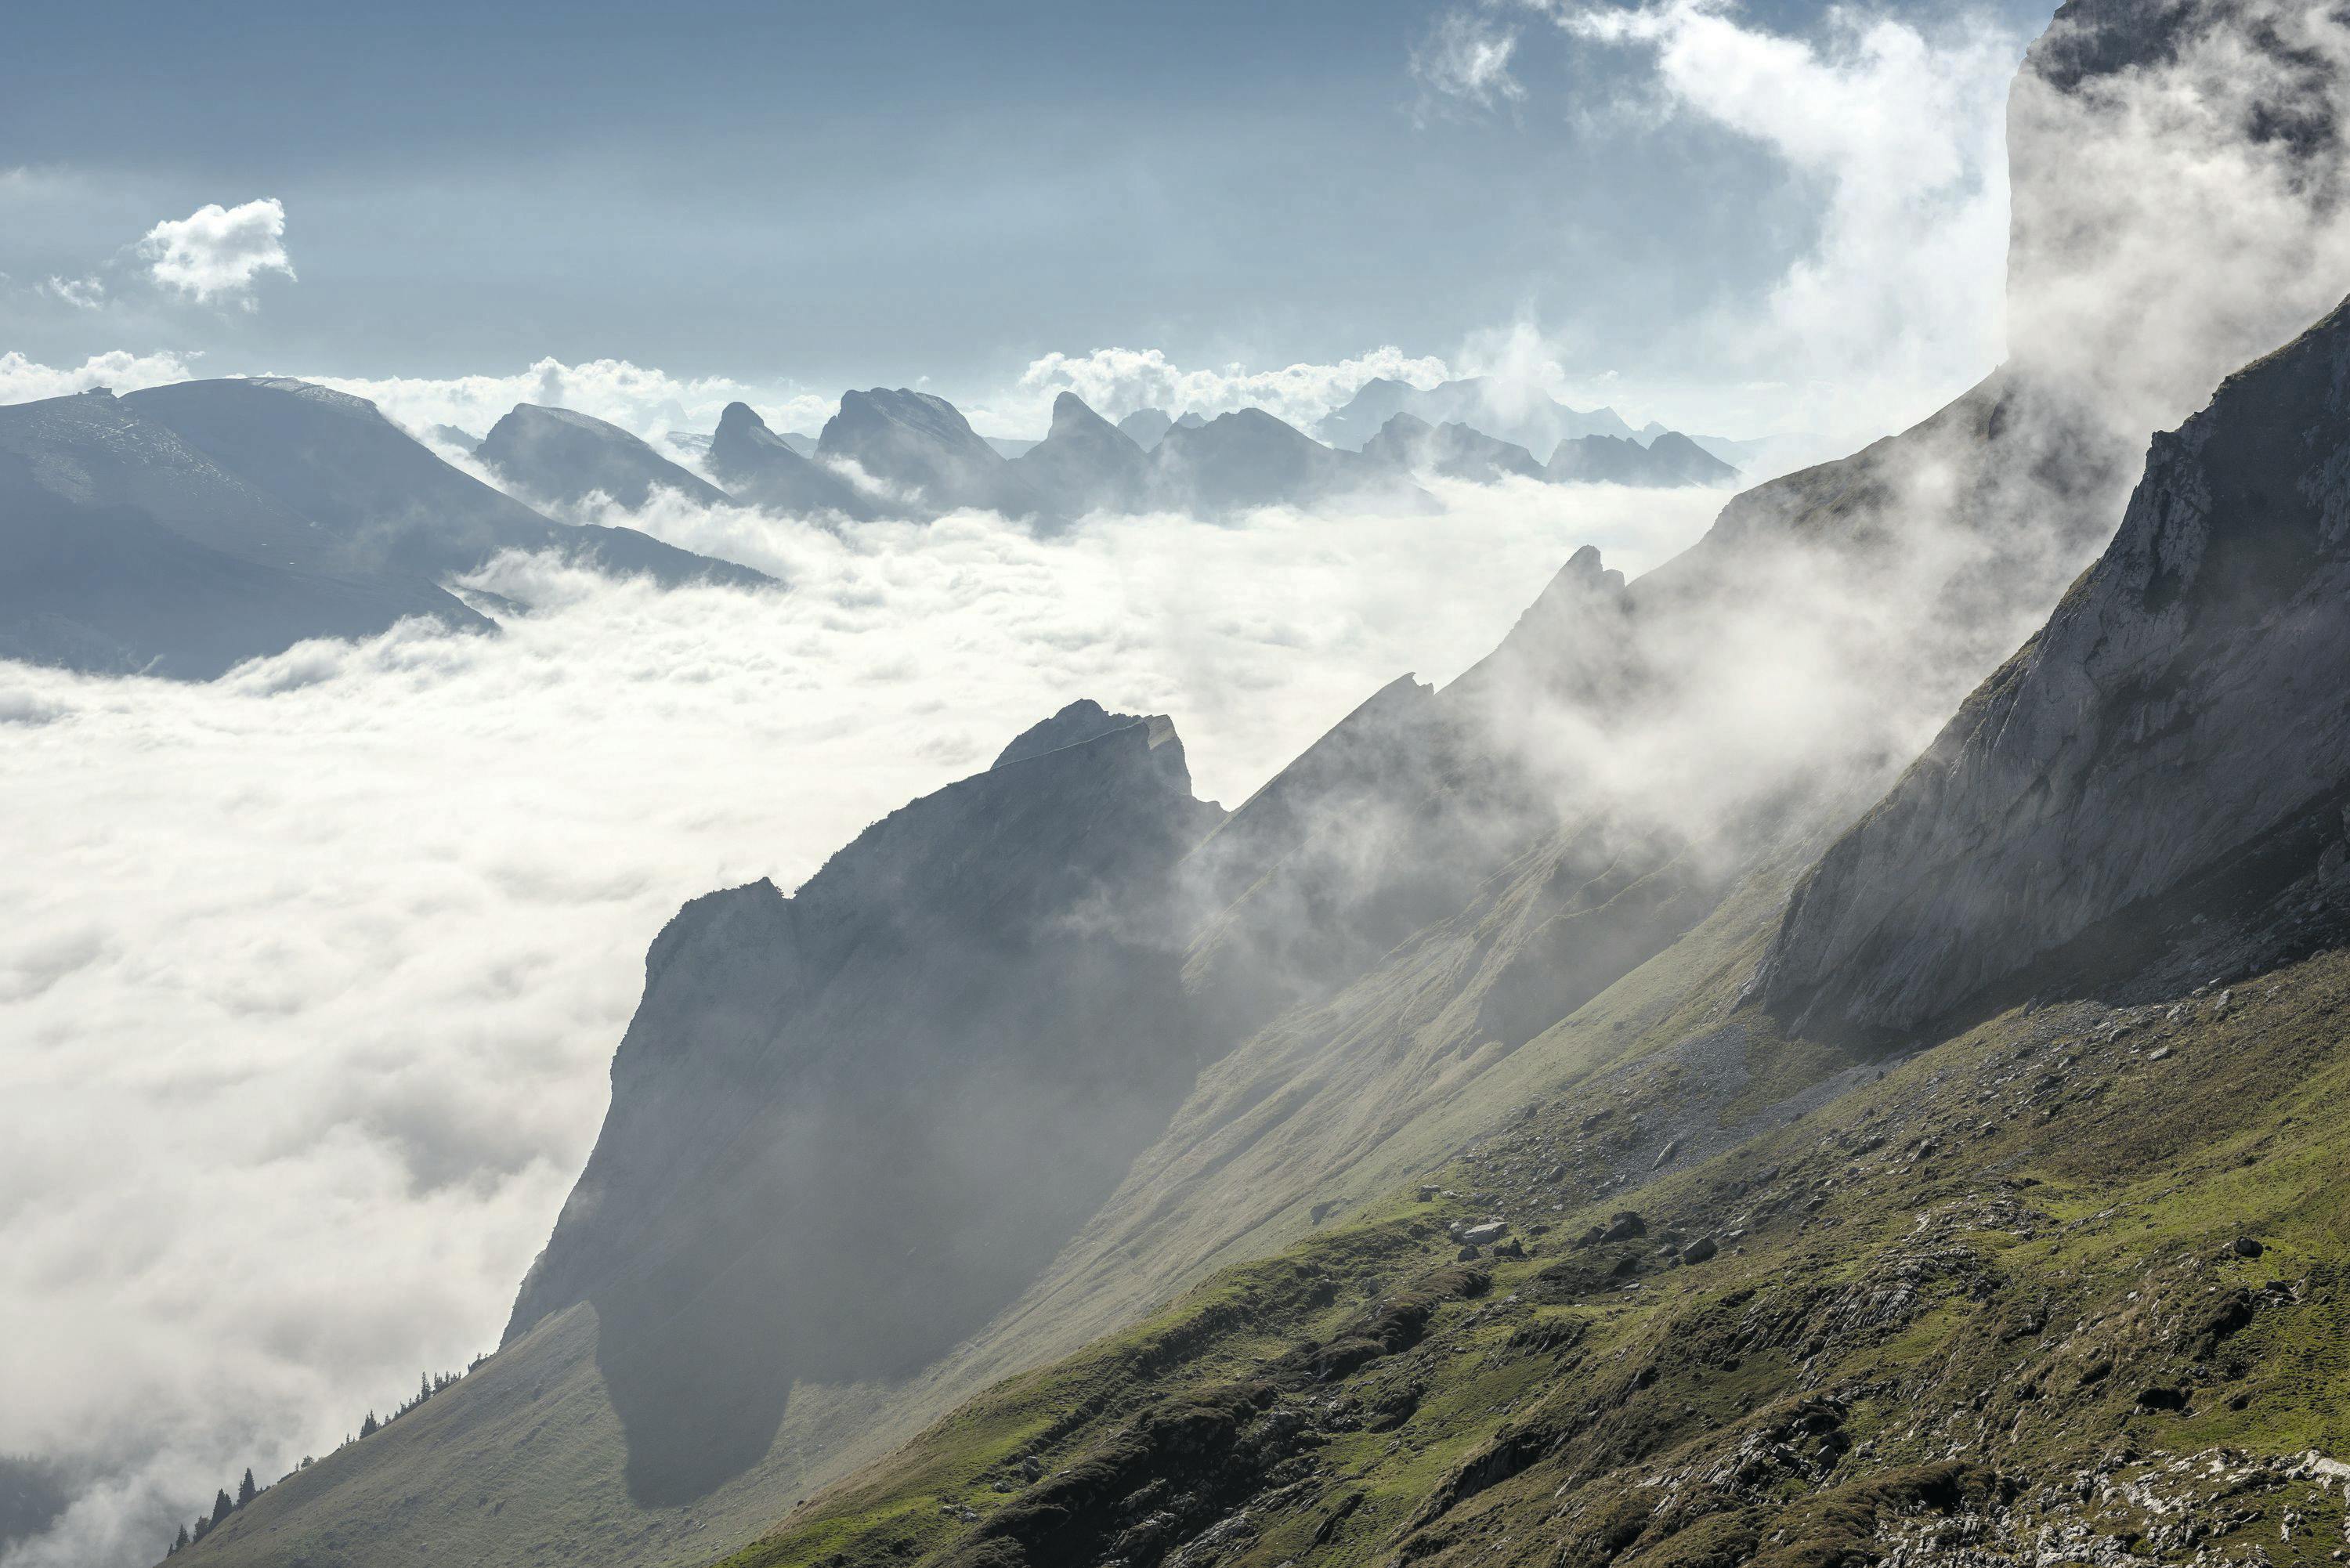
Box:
[0,486,1723,1567]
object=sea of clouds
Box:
[0,484,1725,1566]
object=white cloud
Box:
[999,344,1453,432]
[137,198,296,305]
[40,275,104,310]
[1547,1,2025,439]
[1412,9,1528,121]
[0,349,198,403]
[0,484,1724,1565]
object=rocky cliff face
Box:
[1758,293,2350,1040]
[503,707,1224,1505]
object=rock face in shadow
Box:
[819,388,1057,523]
[706,401,877,521]
[502,709,1225,1505]
[1758,294,2350,1041]
[477,403,732,511]
[1362,413,1545,484]
[1009,394,1150,520]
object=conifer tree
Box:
[360,1410,378,1438]
[237,1466,258,1505]
[211,1489,234,1528]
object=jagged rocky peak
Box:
[499,699,1221,1503]
[1010,394,1150,519]
[1756,291,2350,1042]
[993,697,1158,768]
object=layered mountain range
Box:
[153,2,2350,1566]
[0,379,766,678]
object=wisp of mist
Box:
[0,483,1722,1567]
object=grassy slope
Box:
[727,945,2350,1568]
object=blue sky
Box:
[1,0,2055,437]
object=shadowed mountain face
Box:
[1759,294,2350,1042]
[707,402,877,521]
[501,708,1225,1505]
[1361,412,1545,484]
[1008,394,1151,520]
[0,389,492,677]
[819,388,1058,523]
[477,403,732,511]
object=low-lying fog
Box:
[0,483,1725,1566]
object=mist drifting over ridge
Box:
[13,0,2350,1564]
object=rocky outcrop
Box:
[1758,294,2350,1039]
[1009,393,1151,520]
[504,709,1224,1505]
[476,403,731,511]
[705,401,877,521]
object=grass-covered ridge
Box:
[725,947,2350,1568]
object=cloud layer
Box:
[0,484,1723,1567]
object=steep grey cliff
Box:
[476,403,732,511]
[1759,294,2350,1039]
[504,708,1224,1505]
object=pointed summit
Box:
[706,401,874,521]
[1009,393,1148,521]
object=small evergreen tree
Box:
[360,1411,378,1438]
[172,1522,190,1553]
[212,1488,234,1528]
[237,1466,258,1505]
[191,1515,210,1543]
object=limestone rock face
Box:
[477,403,731,511]
[503,710,1224,1505]
[1758,294,2350,1039]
